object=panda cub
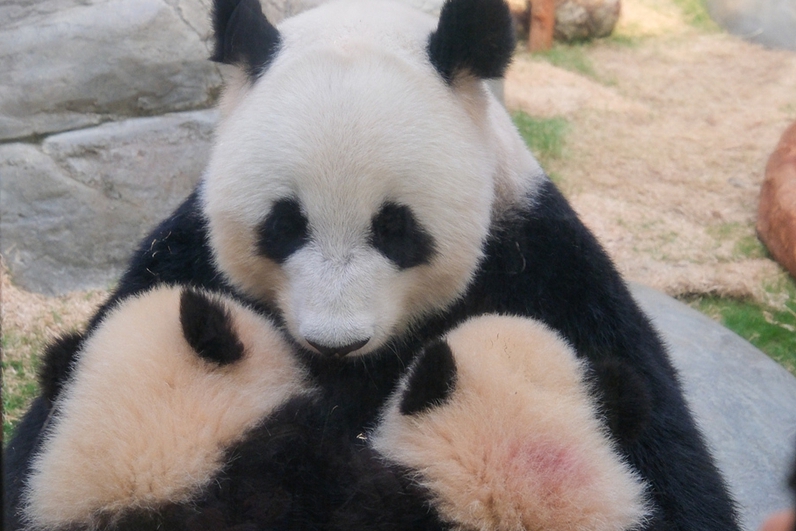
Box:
[18,295,647,531]
[19,286,313,531]
[373,315,650,531]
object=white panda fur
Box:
[21,286,311,531]
[372,315,649,531]
[203,0,542,356]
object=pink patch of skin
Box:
[759,510,795,531]
[506,439,591,496]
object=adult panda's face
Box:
[203,0,527,357]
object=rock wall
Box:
[706,0,796,52]
[0,0,444,295]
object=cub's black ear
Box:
[38,332,85,404]
[211,0,281,79]
[180,288,245,366]
[428,0,515,84]
[589,358,653,444]
[400,339,458,416]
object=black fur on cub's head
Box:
[211,0,281,79]
[399,338,458,416]
[180,288,246,366]
[428,0,516,84]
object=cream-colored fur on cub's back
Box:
[372,315,648,531]
[24,286,309,530]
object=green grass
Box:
[531,43,596,78]
[734,234,769,260]
[512,112,570,173]
[706,222,771,260]
[684,279,796,376]
[671,0,719,30]
[602,33,643,48]
[2,338,43,441]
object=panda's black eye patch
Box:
[256,198,309,263]
[369,202,435,269]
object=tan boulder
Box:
[757,121,796,280]
[554,0,620,41]
[507,0,619,50]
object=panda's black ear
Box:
[400,339,458,416]
[211,0,281,80]
[180,288,245,366]
[427,0,515,84]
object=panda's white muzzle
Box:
[279,244,401,357]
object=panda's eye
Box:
[369,202,435,269]
[257,198,310,263]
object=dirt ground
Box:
[505,0,796,303]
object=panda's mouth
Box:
[305,338,370,358]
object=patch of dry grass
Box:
[505,0,796,303]
[1,260,106,436]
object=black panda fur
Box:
[4,0,740,529]
[210,0,281,79]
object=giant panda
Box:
[4,0,740,529]
[15,293,649,531]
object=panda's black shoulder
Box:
[115,188,223,298]
[466,179,658,360]
[88,188,228,331]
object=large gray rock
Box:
[261,0,445,22]
[0,110,217,294]
[0,0,446,144]
[706,0,796,51]
[632,284,796,531]
[0,0,222,141]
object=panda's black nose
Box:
[306,338,369,357]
